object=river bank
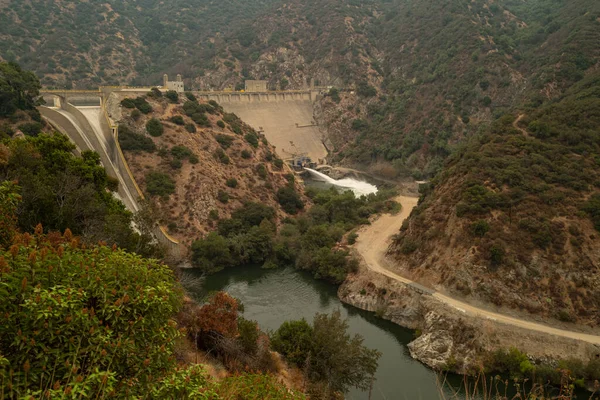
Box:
[339,195,600,378]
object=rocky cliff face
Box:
[339,265,600,374]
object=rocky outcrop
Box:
[339,266,600,374]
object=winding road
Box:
[354,196,600,345]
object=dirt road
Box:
[354,196,600,345]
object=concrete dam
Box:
[196,91,328,163]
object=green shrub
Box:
[149,87,162,98]
[217,189,229,203]
[271,311,380,393]
[146,118,164,137]
[209,209,219,220]
[0,236,183,398]
[273,158,284,169]
[245,133,259,148]
[489,244,505,267]
[241,149,252,159]
[471,220,490,237]
[277,186,304,214]
[121,98,136,108]
[146,171,176,197]
[185,123,197,133]
[118,126,156,152]
[226,178,238,188]
[215,148,230,164]
[171,145,194,159]
[131,108,142,121]
[256,163,268,179]
[329,88,341,103]
[169,115,185,125]
[135,98,152,114]
[217,120,226,128]
[165,90,179,103]
[170,158,182,169]
[184,92,197,102]
[216,134,234,149]
[347,231,359,245]
[18,122,42,136]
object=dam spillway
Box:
[212,94,328,163]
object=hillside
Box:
[2,0,599,180]
[389,73,600,326]
[115,91,303,248]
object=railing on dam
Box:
[41,87,322,103]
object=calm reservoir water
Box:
[185,265,447,400]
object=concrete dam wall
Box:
[211,93,328,162]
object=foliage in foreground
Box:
[1,134,160,258]
[0,229,304,399]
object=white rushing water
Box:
[304,168,378,197]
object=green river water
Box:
[184,265,457,400]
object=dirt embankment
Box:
[339,196,600,373]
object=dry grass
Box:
[437,372,599,400]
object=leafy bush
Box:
[146,171,175,197]
[185,123,197,133]
[217,189,229,203]
[256,163,268,179]
[165,90,179,103]
[245,133,259,148]
[226,178,238,188]
[146,118,164,137]
[328,88,341,103]
[214,148,230,164]
[184,92,196,102]
[17,122,42,136]
[149,87,162,98]
[121,98,136,108]
[216,134,234,149]
[171,145,194,159]
[170,115,185,125]
[273,158,284,169]
[0,236,183,397]
[471,220,490,237]
[118,126,156,152]
[217,120,226,128]
[277,186,304,214]
[131,108,142,121]
[241,149,252,159]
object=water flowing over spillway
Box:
[304,168,378,196]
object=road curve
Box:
[354,196,600,345]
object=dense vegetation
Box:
[391,72,600,325]
[271,311,381,396]
[0,215,306,398]
[2,0,598,178]
[192,187,399,283]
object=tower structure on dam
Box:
[163,74,185,93]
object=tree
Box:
[271,319,314,366]
[146,118,164,137]
[277,186,305,214]
[272,311,380,395]
[191,232,233,273]
[0,62,41,117]
[0,234,183,397]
